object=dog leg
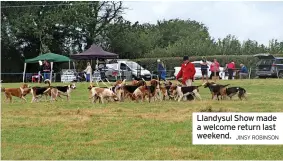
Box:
[178,95,183,102]
[4,94,9,103]
[21,96,27,103]
[100,96,104,104]
[243,94,247,100]
[45,94,48,102]
[193,91,202,100]
[92,95,97,103]
[9,96,12,103]
[31,96,36,103]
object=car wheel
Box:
[278,71,283,78]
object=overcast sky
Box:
[122,1,283,46]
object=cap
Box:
[183,56,189,61]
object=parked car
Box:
[254,53,283,78]
[106,60,152,80]
[174,61,225,79]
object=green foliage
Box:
[107,19,283,59]
[1,1,124,72]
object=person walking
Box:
[176,56,196,86]
[200,58,209,82]
[84,62,92,82]
[227,61,235,80]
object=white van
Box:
[106,60,152,80]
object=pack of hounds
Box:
[1,79,247,103]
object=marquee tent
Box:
[70,44,119,83]
[70,44,118,60]
[23,53,71,83]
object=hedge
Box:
[134,54,283,72]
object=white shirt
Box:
[84,65,92,74]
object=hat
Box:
[183,56,189,61]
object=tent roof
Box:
[70,44,118,60]
[25,53,70,63]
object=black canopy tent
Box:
[70,44,119,83]
[70,44,118,60]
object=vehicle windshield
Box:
[256,59,274,66]
[125,61,144,70]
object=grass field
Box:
[1,79,283,160]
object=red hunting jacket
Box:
[176,62,196,85]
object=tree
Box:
[1,1,125,72]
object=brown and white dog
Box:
[146,79,161,102]
[1,84,31,103]
[88,85,119,104]
[30,79,52,102]
[169,85,202,102]
[30,79,76,102]
[47,83,77,101]
[159,81,175,100]
[119,80,147,101]
[132,85,149,102]
[202,81,230,100]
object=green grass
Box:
[1,79,283,160]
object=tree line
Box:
[1,1,283,73]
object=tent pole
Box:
[69,60,70,69]
[73,61,76,70]
[23,63,26,83]
[90,59,93,83]
[96,58,99,71]
[50,62,53,83]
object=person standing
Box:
[176,56,196,86]
[84,62,92,82]
[239,63,248,79]
[209,59,220,79]
[42,60,51,80]
[38,61,43,83]
[200,58,209,82]
[227,61,235,80]
[157,59,166,81]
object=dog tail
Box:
[43,87,51,94]
[119,79,127,86]
[1,87,5,92]
[44,79,51,87]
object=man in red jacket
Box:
[176,56,196,86]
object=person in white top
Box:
[84,62,92,82]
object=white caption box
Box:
[192,112,283,145]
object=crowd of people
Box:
[175,56,249,86]
[32,56,249,84]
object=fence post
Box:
[23,63,27,83]
[248,68,252,79]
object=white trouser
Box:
[185,79,193,86]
